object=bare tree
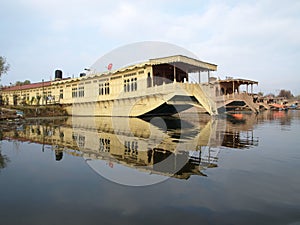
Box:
[0,56,10,78]
[277,89,294,99]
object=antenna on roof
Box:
[107,63,113,71]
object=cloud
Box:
[1,0,300,94]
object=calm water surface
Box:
[0,111,300,225]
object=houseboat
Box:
[0,55,259,116]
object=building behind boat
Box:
[0,55,261,116]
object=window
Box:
[59,89,63,99]
[78,86,84,97]
[123,78,137,92]
[124,80,127,92]
[99,83,104,95]
[105,82,110,95]
[124,141,138,158]
[78,135,85,148]
[99,83,110,95]
[72,87,78,98]
[134,78,137,91]
[131,78,134,91]
[99,138,110,152]
[126,79,130,92]
[147,73,152,88]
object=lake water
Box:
[0,111,300,225]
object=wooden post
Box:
[173,63,176,83]
[208,70,210,82]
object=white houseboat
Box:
[1,55,259,116]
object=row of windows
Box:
[72,87,85,98]
[99,138,110,152]
[8,75,140,100]
[124,141,138,157]
[124,78,137,92]
[99,83,110,95]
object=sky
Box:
[0,0,300,95]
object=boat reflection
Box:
[0,114,260,179]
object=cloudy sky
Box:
[1,0,299,95]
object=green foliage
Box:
[15,80,31,86]
[0,56,10,78]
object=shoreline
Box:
[1,105,67,119]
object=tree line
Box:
[258,89,298,99]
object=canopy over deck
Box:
[149,55,217,72]
[215,78,258,85]
[113,55,217,74]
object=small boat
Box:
[225,112,246,123]
[288,103,299,110]
[231,113,243,119]
[270,103,288,111]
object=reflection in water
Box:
[0,130,9,171]
[0,151,9,171]
[0,111,270,180]
[1,110,299,224]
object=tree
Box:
[266,93,275,98]
[0,56,10,78]
[15,80,31,86]
[277,89,294,99]
[23,80,31,85]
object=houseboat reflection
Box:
[1,114,259,179]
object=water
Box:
[0,111,300,225]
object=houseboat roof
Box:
[150,55,217,71]
[54,55,218,84]
[114,55,217,74]
[2,55,218,88]
[215,78,258,85]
